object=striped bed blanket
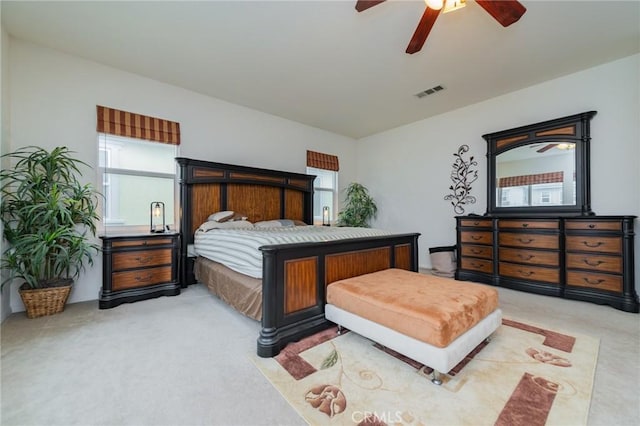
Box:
[194,226,392,278]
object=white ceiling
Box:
[2,0,639,139]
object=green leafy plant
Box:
[0,146,100,289]
[337,182,378,227]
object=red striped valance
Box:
[97,105,181,145]
[498,171,563,188]
[307,150,339,171]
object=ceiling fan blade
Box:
[537,144,557,153]
[355,0,386,12]
[475,0,526,27]
[406,7,442,54]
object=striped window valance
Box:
[498,171,563,188]
[97,105,181,145]
[307,150,339,171]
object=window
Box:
[307,167,338,225]
[306,150,340,225]
[98,134,177,232]
[497,172,564,208]
[96,105,181,233]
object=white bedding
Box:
[194,225,393,278]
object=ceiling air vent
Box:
[415,85,445,99]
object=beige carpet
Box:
[251,318,599,426]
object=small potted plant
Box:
[0,146,100,318]
[337,182,378,227]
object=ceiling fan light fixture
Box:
[556,143,575,150]
[443,0,466,14]
[424,0,444,11]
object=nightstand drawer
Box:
[565,236,621,254]
[499,262,560,284]
[112,238,174,248]
[460,244,493,259]
[499,233,559,249]
[113,249,172,270]
[566,271,622,293]
[460,231,492,245]
[112,266,172,291]
[566,253,622,274]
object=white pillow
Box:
[197,220,254,232]
[254,219,295,228]
[207,211,235,222]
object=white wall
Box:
[6,38,357,313]
[0,13,12,321]
[356,54,640,292]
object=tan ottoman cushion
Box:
[326,268,498,348]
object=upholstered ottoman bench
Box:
[325,268,502,385]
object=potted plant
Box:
[0,146,100,318]
[337,182,378,227]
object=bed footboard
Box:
[257,233,420,357]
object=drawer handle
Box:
[582,241,603,248]
[521,223,529,228]
[471,262,484,268]
[141,241,148,246]
[470,235,483,241]
[518,269,534,277]
[517,254,534,261]
[583,277,605,285]
[517,238,534,244]
[135,256,154,264]
[583,259,604,267]
[473,221,480,226]
[135,274,153,283]
[470,249,483,254]
[588,224,596,229]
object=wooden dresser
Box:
[456,216,638,312]
[100,233,181,309]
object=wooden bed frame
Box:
[177,158,420,357]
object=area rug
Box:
[250,318,599,426]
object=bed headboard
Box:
[176,156,315,248]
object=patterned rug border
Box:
[250,317,599,426]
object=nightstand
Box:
[99,233,181,309]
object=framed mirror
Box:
[485,111,596,216]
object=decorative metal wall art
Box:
[444,144,478,214]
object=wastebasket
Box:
[428,245,456,278]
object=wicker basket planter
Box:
[19,281,72,319]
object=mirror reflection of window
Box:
[495,142,575,208]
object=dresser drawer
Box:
[499,220,559,230]
[112,266,173,291]
[565,236,622,254]
[460,244,493,260]
[112,238,174,248]
[461,231,492,245]
[460,219,492,228]
[499,262,560,284]
[499,248,559,267]
[460,257,493,274]
[566,271,622,293]
[565,221,621,231]
[566,253,622,274]
[499,233,559,250]
[113,249,172,270]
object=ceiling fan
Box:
[530,143,575,153]
[355,0,526,54]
